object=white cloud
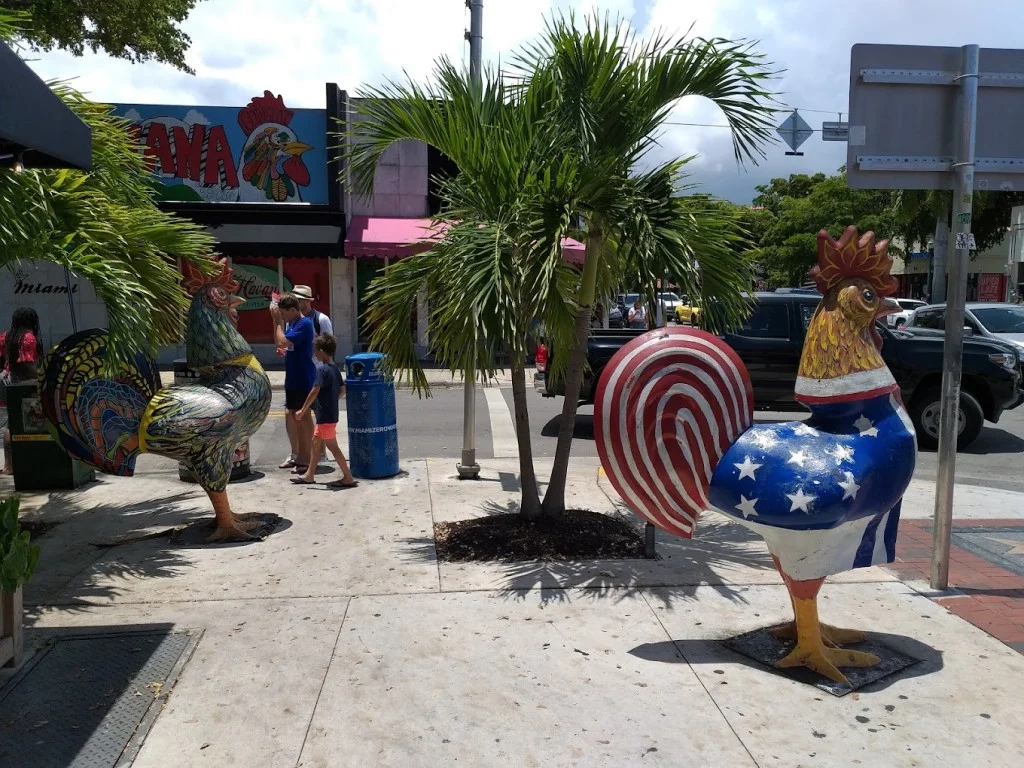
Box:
[183,109,210,125]
[25,0,1024,202]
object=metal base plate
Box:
[0,629,201,767]
[722,626,921,696]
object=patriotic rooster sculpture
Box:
[595,226,917,685]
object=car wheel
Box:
[910,388,984,450]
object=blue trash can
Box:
[345,352,399,478]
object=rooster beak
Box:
[230,296,246,308]
[876,297,900,318]
[283,141,312,156]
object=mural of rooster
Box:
[240,125,312,202]
[595,226,917,685]
[39,259,272,543]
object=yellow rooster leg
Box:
[775,576,880,686]
[771,620,866,647]
[769,557,866,647]
[205,490,260,543]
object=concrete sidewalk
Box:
[158,365,519,391]
[4,460,1024,766]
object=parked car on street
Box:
[906,302,1024,353]
[887,298,927,328]
[535,293,1022,450]
[657,292,682,319]
[674,294,701,325]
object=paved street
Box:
[75,382,1024,495]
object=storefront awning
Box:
[345,215,586,263]
[0,41,92,171]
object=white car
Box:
[888,298,927,328]
[906,302,1024,353]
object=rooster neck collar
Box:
[794,369,898,405]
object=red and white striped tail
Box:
[594,328,754,539]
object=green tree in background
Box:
[5,0,204,72]
[753,172,898,286]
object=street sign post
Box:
[776,110,813,155]
[822,121,849,141]
[846,43,1024,590]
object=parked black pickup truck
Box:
[535,292,1023,449]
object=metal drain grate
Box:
[0,629,201,768]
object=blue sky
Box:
[26,0,1024,203]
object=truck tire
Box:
[909,387,984,450]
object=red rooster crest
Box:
[809,226,898,298]
[182,257,240,305]
[238,91,294,136]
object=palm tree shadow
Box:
[401,494,777,608]
[17,485,258,626]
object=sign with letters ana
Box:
[114,91,329,204]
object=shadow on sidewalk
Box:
[629,630,943,691]
[18,484,287,626]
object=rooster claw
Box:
[205,518,263,544]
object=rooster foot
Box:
[771,622,866,648]
[205,517,262,544]
[776,643,881,686]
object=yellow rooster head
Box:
[797,227,902,387]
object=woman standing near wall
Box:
[0,308,44,475]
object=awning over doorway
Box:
[345,215,586,263]
[0,41,91,171]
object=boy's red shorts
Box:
[314,423,337,440]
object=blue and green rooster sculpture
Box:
[39,258,272,542]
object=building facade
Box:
[2,86,454,364]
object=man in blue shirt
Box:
[271,294,316,472]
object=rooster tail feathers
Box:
[39,329,162,476]
[594,328,754,538]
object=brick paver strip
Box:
[886,519,1024,654]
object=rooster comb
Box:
[182,256,240,297]
[809,226,898,297]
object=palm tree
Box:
[346,58,580,519]
[1,12,215,365]
[512,16,779,517]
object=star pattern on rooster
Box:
[854,415,879,437]
[793,423,819,437]
[831,444,855,463]
[786,487,816,513]
[735,495,759,519]
[750,431,778,450]
[735,455,762,480]
[838,471,861,500]
[787,450,809,467]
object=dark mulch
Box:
[434,509,645,562]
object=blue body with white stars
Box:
[707,393,916,580]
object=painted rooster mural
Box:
[237,91,312,202]
[39,259,273,543]
[595,226,917,685]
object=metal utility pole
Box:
[931,44,980,590]
[931,213,949,303]
[457,0,484,480]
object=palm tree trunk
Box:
[542,233,602,518]
[510,362,541,519]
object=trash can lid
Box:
[345,352,388,381]
[345,352,385,365]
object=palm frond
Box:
[0,82,216,368]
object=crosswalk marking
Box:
[484,388,519,458]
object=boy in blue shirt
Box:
[291,334,357,488]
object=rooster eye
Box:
[862,288,875,303]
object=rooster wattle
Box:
[595,226,916,685]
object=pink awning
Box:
[345,215,585,263]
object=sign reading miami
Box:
[116,91,329,205]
